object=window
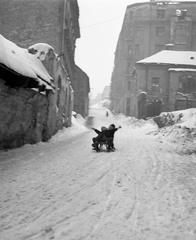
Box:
[175,24,186,45]
[152,77,160,91]
[127,62,131,72]
[128,44,132,55]
[176,44,185,50]
[178,75,196,93]
[128,81,131,91]
[156,27,164,37]
[136,9,141,17]
[157,9,165,19]
[176,9,187,20]
[126,98,131,116]
[135,44,140,58]
[155,45,164,53]
[135,27,141,39]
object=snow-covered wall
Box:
[0,34,54,91]
[0,37,74,149]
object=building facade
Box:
[136,50,196,119]
[0,0,80,89]
[110,0,196,117]
[73,65,90,118]
[0,36,74,149]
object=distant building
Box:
[110,1,196,117]
[89,93,102,106]
[136,50,196,118]
[102,86,110,100]
[73,65,90,118]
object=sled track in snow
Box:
[86,155,118,239]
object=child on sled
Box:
[92,124,121,151]
[92,126,108,149]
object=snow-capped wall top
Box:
[137,50,196,66]
[0,34,54,90]
[169,68,196,72]
[28,43,54,61]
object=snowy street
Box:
[0,107,196,240]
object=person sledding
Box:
[92,126,108,150]
[92,124,121,151]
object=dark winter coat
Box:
[93,129,101,135]
[96,128,118,141]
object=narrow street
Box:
[0,107,196,240]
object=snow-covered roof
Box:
[0,34,54,90]
[169,68,196,72]
[137,50,196,66]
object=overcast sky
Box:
[75,0,193,97]
[75,0,145,96]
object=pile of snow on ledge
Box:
[0,34,54,90]
[28,43,55,61]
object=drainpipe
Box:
[148,3,152,56]
[145,65,148,92]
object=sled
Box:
[92,140,115,152]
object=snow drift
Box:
[153,108,196,129]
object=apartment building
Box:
[110,0,196,117]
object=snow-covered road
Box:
[0,107,196,240]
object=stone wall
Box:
[0,41,75,150]
[0,0,62,53]
[0,79,49,149]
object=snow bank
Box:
[49,115,87,143]
[0,34,54,90]
[73,113,85,126]
[149,109,196,154]
[113,113,158,135]
[154,108,196,129]
[176,108,196,129]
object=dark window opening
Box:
[156,27,164,37]
[176,9,187,20]
[152,77,160,91]
[135,27,141,39]
[155,45,164,53]
[135,44,140,59]
[127,62,131,72]
[157,9,165,19]
[128,81,131,91]
[126,98,131,116]
[178,75,196,93]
